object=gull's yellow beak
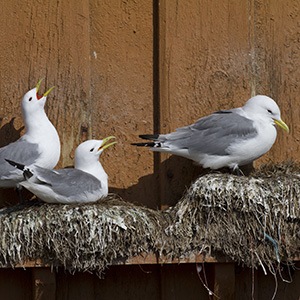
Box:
[274,119,289,133]
[36,78,44,93]
[98,136,117,151]
[36,78,55,99]
[43,86,55,97]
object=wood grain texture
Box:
[250,0,300,167]
[158,0,252,207]
[0,0,297,209]
[89,0,159,207]
[0,0,91,205]
[32,268,56,300]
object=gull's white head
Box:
[21,78,54,117]
[243,95,289,133]
[74,137,116,171]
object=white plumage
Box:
[0,79,60,188]
[132,95,289,171]
[6,137,116,204]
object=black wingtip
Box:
[23,169,34,180]
[131,142,156,147]
[5,159,25,171]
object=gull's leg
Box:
[234,167,245,176]
[16,185,24,204]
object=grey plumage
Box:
[25,166,102,198]
[132,95,289,170]
[134,110,257,156]
[0,139,40,185]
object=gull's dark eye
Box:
[29,97,32,101]
[267,109,272,114]
[90,148,94,152]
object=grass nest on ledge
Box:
[166,161,300,274]
[0,162,299,277]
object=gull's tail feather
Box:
[5,159,34,180]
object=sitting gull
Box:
[132,95,289,171]
[6,137,116,204]
[0,79,61,199]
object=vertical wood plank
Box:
[56,271,94,300]
[0,268,32,300]
[212,263,235,300]
[250,0,300,166]
[32,268,56,300]
[90,0,159,208]
[0,0,91,205]
[160,264,210,300]
[158,0,252,207]
[56,265,160,300]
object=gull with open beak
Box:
[6,137,116,204]
[0,79,61,200]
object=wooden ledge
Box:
[10,252,229,269]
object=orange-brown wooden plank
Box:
[13,252,221,269]
[249,0,300,166]
[89,0,159,208]
[0,0,91,206]
[158,0,252,208]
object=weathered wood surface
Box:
[0,1,300,298]
[0,0,298,208]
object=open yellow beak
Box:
[98,136,117,151]
[274,119,289,133]
[36,78,55,99]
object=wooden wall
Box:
[0,0,299,208]
[1,1,300,298]
[0,263,300,300]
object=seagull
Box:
[132,95,289,172]
[6,137,116,204]
[0,79,61,199]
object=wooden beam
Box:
[32,268,56,300]
[212,263,235,300]
[9,252,228,269]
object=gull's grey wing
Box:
[33,167,102,197]
[0,138,40,178]
[161,110,258,156]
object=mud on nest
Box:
[0,162,299,276]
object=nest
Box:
[165,162,300,271]
[0,162,300,276]
[0,196,170,275]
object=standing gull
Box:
[6,137,116,204]
[132,95,289,171]
[0,79,61,198]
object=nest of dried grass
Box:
[0,196,170,275]
[166,162,300,272]
[0,162,299,276]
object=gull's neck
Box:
[76,160,108,183]
[23,109,54,137]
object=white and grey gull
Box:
[6,137,116,204]
[132,95,289,171]
[0,79,60,199]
